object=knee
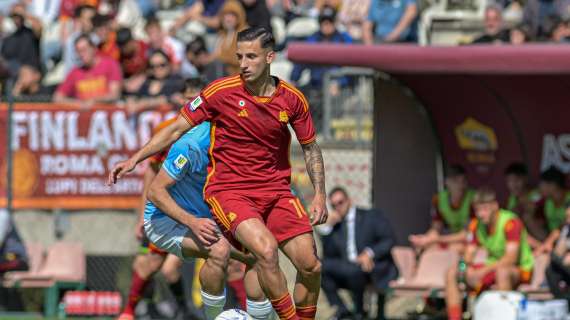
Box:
[495,266,512,282]
[298,257,322,279]
[254,241,279,270]
[208,240,231,265]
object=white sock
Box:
[201,289,226,320]
[247,299,276,320]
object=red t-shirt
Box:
[121,40,148,77]
[56,56,122,100]
[468,217,523,246]
[180,75,316,195]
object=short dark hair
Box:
[148,49,171,63]
[540,166,566,188]
[186,37,207,55]
[473,186,497,204]
[237,27,275,50]
[74,33,95,47]
[184,77,206,92]
[116,27,133,47]
[74,4,95,18]
[504,162,528,177]
[328,186,349,199]
[445,164,466,178]
[145,15,161,30]
[92,14,110,29]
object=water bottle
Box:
[458,258,467,290]
[57,302,66,319]
[518,297,528,320]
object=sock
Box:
[168,278,185,306]
[296,305,316,320]
[201,289,226,320]
[122,271,151,315]
[447,304,462,320]
[247,299,276,320]
[228,279,247,310]
[270,293,298,320]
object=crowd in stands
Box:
[0,0,568,103]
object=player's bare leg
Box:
[495,266,520,290]
[235,219,298,320]
[280,233,321,320]
[244,266,276,320]
[180,233,230,320]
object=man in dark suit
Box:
[319,187,398,320]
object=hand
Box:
[326,210,342,226]
[356,252,374,272]
[409,234,436,248]
[187,217,220,246]
[107,158,137,185]
[384,31,400,43]
[125,98,140,115]
[80,99,95,109]
[134,218,144,241]
[309,194,328,226]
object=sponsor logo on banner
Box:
[541,134,570,173]
[455,117,498,165]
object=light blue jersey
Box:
[144,122,211,221]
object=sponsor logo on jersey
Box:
[174,154,188,169]
[228,212,237,222]
[238,109,249,118]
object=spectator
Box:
[290,6,352,89]
[337,0,372,42]
[523,0,570,39]
[0,209,28,276]
[212,0,249,76]
[409,165,475,252]
[318,187,397,320]
[54,34,122,106]
[240,0,273,33]
[1,3,43,97]
[471,5,510,44]
[545,15,570,42]
[362,0,417,44]
[92,14,120,61]
[181,37,219,82]
[145,16,184,71]
[510,23,531,44]
[116,27,148,93]
[533,166,570,255]
[546,204,570,302]
[62,5,97,75]
[504,162,543,249]
[444,187,534,320]
[124,49,184,115]
[169,0,225,33]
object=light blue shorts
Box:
[144,215,190,259]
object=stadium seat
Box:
[285,17,319,39]
[3,242,86,317]
[519,254,553,300]
[271,59,293,82]
[3,242,45,284]
[271,16,286,46]
[390,248,459,297]
[391,246,416,284]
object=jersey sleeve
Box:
[161,125,210,179]
[180,93,218,126]
[504,218,523,243]
[288,89,316,145]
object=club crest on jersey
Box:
[174,154,188,169]
[190,96,203,111]
[228,212,237,222]
[279,111,289,123]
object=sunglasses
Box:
[150,63,168,69]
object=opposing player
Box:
[109,27,327,320]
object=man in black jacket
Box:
[319,186,398,320]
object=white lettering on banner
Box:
[112,112,137,150]
[88,111,114,150]
[40,154,105,175]
[67,112,88,150]
[138,111,164,145]
[41,111,65,151]
[28,112,39,150]
[12,112,27,150]
[45,178,78,194]
[541,134,570,173]
[80,178,141,194]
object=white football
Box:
[215,309,253,320]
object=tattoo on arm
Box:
[302,142,326,195]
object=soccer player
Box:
[109,27,327,320]
[444,187,534,320]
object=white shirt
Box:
[346,206,358,262]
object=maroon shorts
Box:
[205,192,313,251]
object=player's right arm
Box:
[108,115,193,184]
[147,169,219,245]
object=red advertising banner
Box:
[0,103,175,209]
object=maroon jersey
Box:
[180,75,316,196]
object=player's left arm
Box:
[495,219,522,268]
[301,141,328,226]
